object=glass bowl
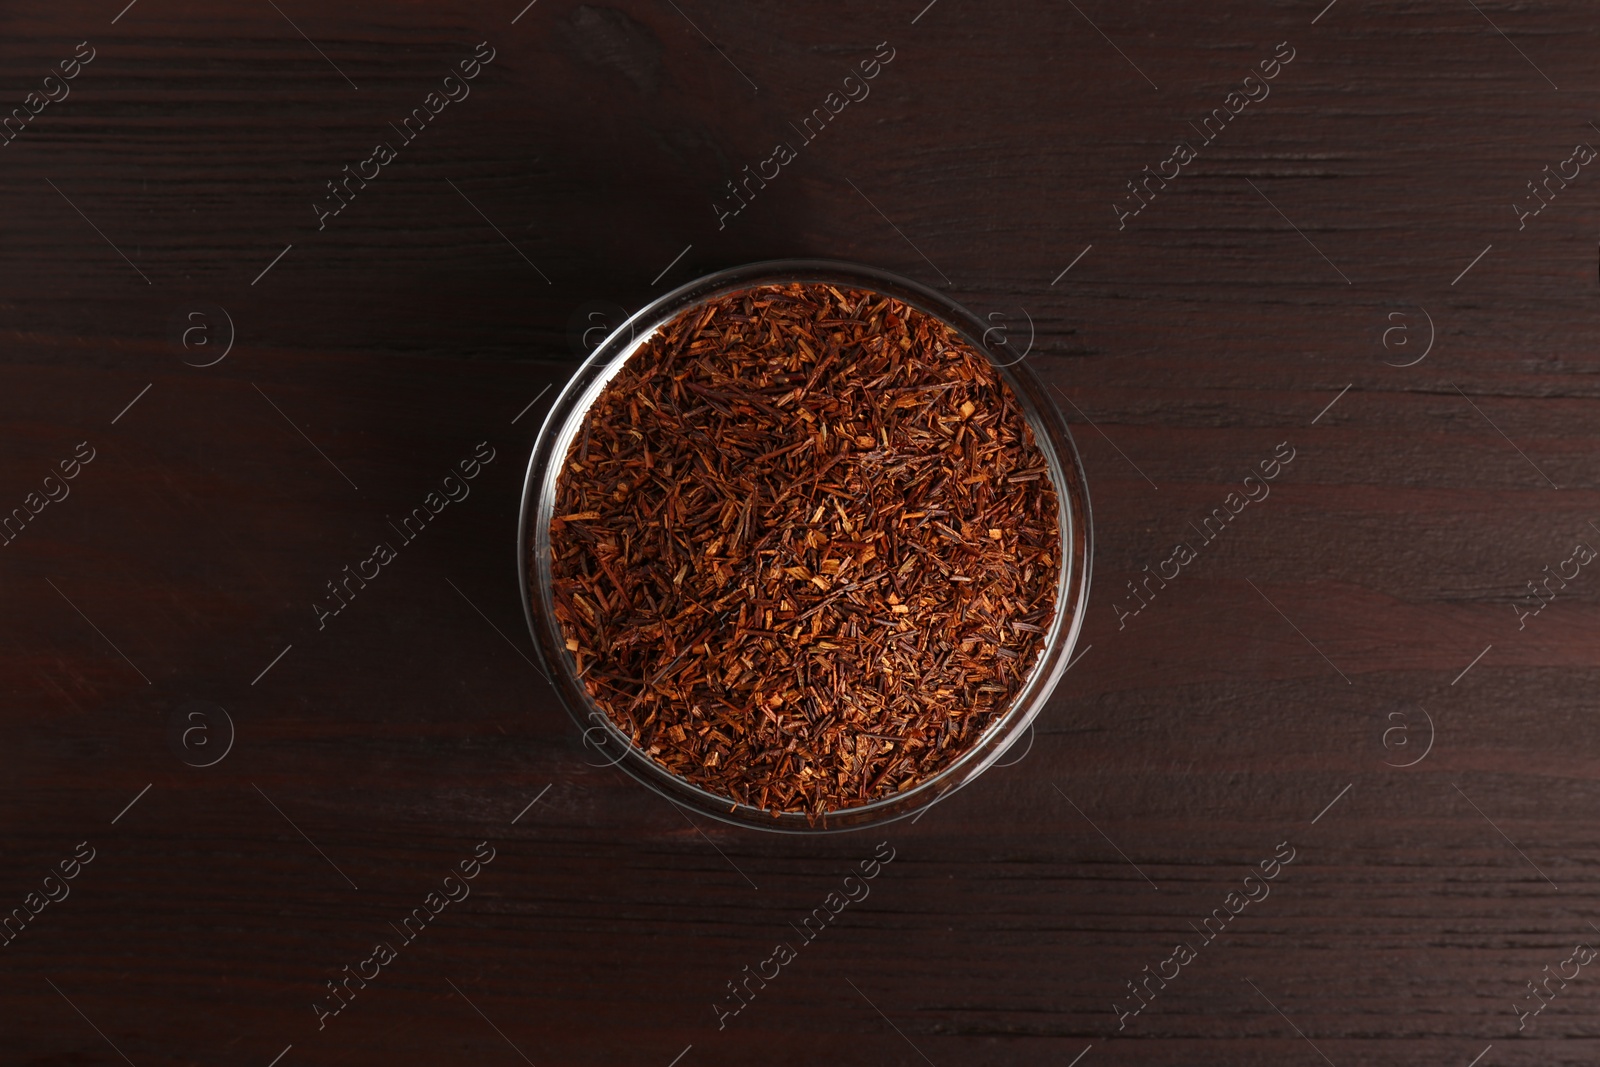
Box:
[517,260,1092,833]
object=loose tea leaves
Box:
[546,282,1061,816]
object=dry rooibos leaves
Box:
[546,282,1060,816]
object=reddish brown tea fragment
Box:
[545,282,1060,816]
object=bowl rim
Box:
[517,258,1093,833]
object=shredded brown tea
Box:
[546,282,1061,816]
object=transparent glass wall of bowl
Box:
[517,260,1092,833]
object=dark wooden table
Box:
[4,0,1597,1063]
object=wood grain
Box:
[2,0,1599,1063]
